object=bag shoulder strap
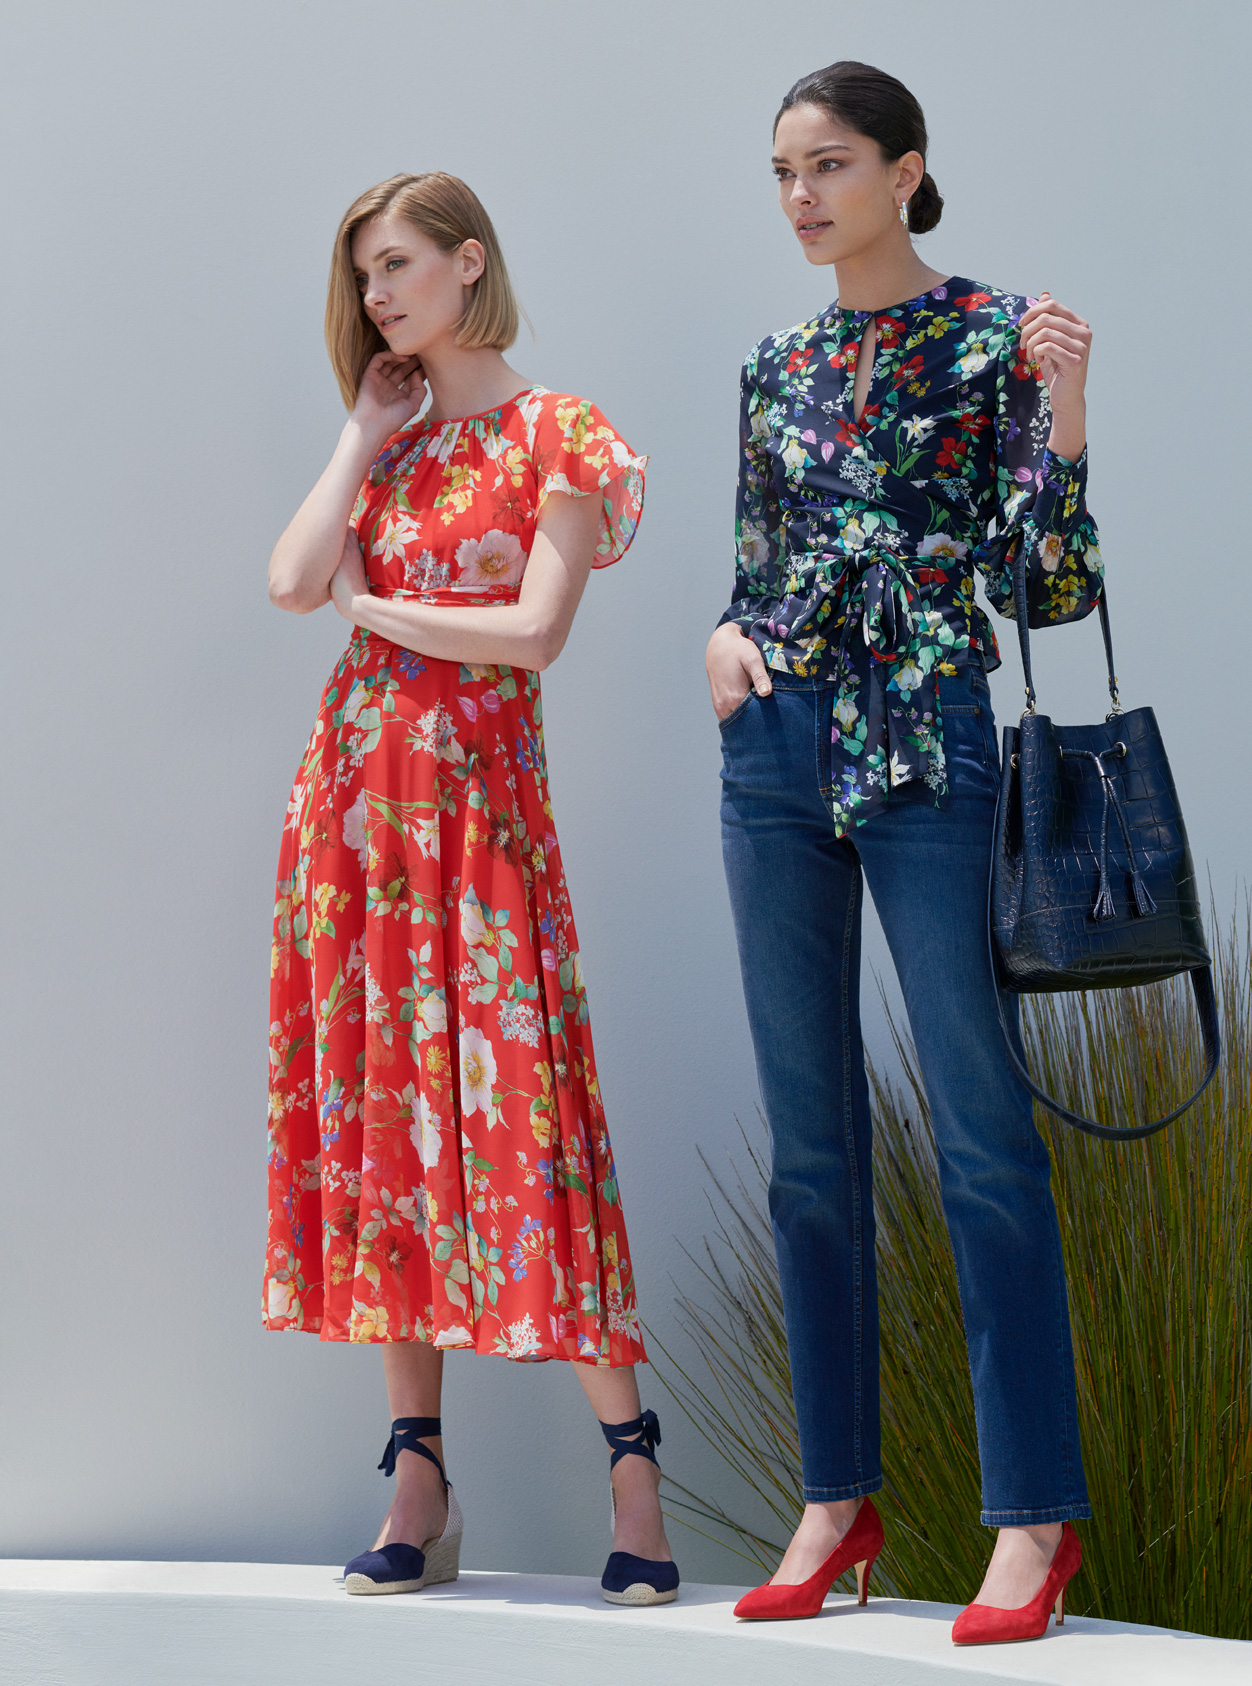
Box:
[990,952,1221,1141]
[1012,541,1120,716]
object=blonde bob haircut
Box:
[325,172,520,409]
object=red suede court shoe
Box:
[951,1522,1082,1645]
[733,1497,883,1620]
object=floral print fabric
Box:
[265,388,649,1362]
[721,279,1103,836]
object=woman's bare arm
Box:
[267,352,425,614]
[329,489,602,670]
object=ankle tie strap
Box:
[378,1416,446,1488]
[599,1408,661,1470]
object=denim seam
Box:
[839,860,865,1486]
[1033,1097,1081,1514]
[1052,1181,1080,1512]
[980,1502,1093,1527]
[1055,1234,1073,1507]
[804,1476,883,1504]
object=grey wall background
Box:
[3,0,1248,1583]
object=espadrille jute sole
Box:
[343,1539,460,1596]
[344,1571,426,1595]
[602,1582,679,1606]
[343,1487,463,1596]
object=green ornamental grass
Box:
[653,908,1250,1640]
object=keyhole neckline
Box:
[851,317,877,426]
[831,274,958,322]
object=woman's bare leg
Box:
[575,1364,671,1562]
[974,1522,1064,1607]
[370,1343,448,1550]
[767,1498,864,1584]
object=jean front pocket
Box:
[717,691,756,732]
[945,708,998,793]
[937,675,997,790]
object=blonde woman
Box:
[264,172,677,1605]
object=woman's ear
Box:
[894,149,926,201]
[458,238,487,287]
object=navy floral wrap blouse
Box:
[720,278,1103,836]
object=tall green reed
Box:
[653,909,1249,1639]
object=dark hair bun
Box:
[908,172,943,234]
[776,63,944,237]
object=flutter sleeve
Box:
[531,395,647,566]
[718,347,781,633]
[974,316,1103,627]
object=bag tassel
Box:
[1093,872,1116,921]
[1090,768,1116,920]
[1130,869,1157,918]
[1072,750,1155,921]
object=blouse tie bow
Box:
[767,546,918,654]
[757,545,949,825]
[827,549,948,825]
[850,552,920,663]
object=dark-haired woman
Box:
[707,63,1100,1645]
[265,172,677,1606]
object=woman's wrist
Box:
[340,414,390,465]
[1046,401,1086,464]
[330,574,365,623]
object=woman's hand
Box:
[350,350,428,444]
[329,529,370,623]
[1018,292,1090,460]
[268,358,422,615]
[706,621,772,720]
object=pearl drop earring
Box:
[899,199,909,227]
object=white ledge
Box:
[1,1561,1247,1686]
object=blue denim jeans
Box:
[719,664,1090,1526]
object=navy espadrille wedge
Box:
[597,1409,680,1606]
[343,1416,463,1595]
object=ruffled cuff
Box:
[1030,445,1089,538]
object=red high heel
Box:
[951,1522,1082,1645]
[733,1497,883,1620]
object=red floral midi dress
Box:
[264,387,648,1364]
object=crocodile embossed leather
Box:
[990,548,1220,1140]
